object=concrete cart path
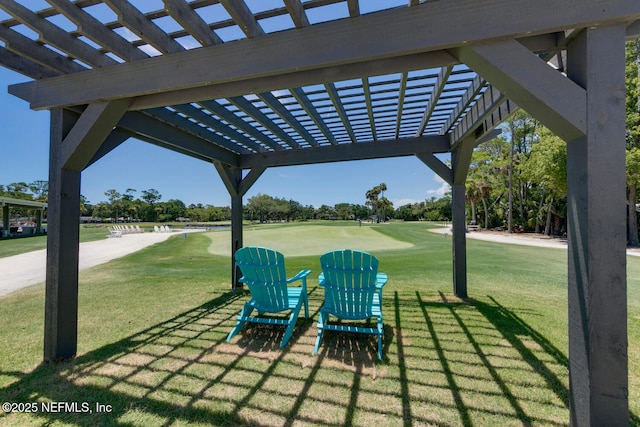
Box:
[0,231,188,297]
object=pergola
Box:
[0,196,47,235]
[1,0,638,424]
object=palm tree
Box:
[465,181,482,226]
[365,188,380,221]
[378,183,387,222]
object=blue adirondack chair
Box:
[313,249,387,360]
[227,246,310,348]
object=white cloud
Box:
[393,198,421,206]
[426,174,451,196]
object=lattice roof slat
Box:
[416,65,452,136]
[257,91,319,148]
[170,103,259,153]
[163,0,223,46]
[228,95,298,150]
[146,106,246,155]
[441,76,486,135]
[283,0,309,28]
[46,0,148,62]
[324,82,356,144]
[361,78,377,141]
[0,24,86,75]
[219,0,264,38]
[346,0,359,18]
[394,72,408,139]
[0,45,55,79]
[103,0,184,54]
[197,99,281,152]
[4,0,115,67]
[289,87,336,145]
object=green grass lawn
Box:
[0,221,638,426]
[207,222,412,256]
[0,225,109,258]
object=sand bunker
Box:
[206,224,413,257]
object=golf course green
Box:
[205,223,413,256]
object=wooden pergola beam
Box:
[10,0,636,110]
[62,99,132,171]
[239,135,450,169]
[116,111,240,165]
[415,153,453,185]
[451,40,587,142]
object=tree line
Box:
[0,180,453,224]
[243,192,452,223]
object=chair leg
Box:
[226,320,245,342]
[226,304,254,342]
[313,311,328,355]
[281,302,303,348]
[377,316,384,360]
[303,293,309,319]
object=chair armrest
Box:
[376,273,388,289]
[287,269,311,285]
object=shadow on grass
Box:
[1,287,637,426]
[414,291,569,426]
[0,291,252,426]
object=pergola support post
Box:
[450,137,475,299]
[451,183,467,298]
[214,162,266,290]
[36,209,43,234]
[230,170,243,291]
[2,204,8,237]
[418,143,472,299]
[566,24,628,426]
[44,101,130,362]
[44,108,81,361]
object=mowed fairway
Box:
[206,222,413,256]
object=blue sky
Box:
[0,0,452,208]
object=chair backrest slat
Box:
[235,247,289,311]
[320,249,378,320]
